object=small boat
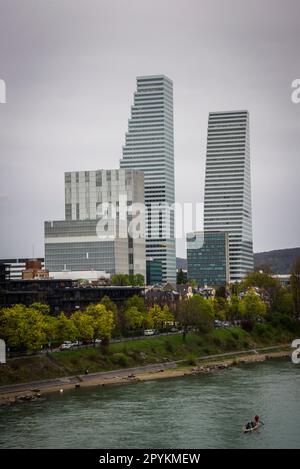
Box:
[243,422,260,433]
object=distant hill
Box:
[253,248,300,274]
[177,247,300,275]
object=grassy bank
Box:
[0,325,295,386]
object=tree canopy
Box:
[239,290,267,321]
[177,294,214,335]
[111,273,145,286]
[149,304,174,329]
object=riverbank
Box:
[0,346,290,406]
[0,324,295,387]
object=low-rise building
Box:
[0,278,144,314]
[0,263,10,283]
[272,274,291,287]
[22,259,49,280]
[0,258,45,280]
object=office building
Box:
[0,258,45,280]
[203,111,253,282]
[186,231,229,287]
[45,169,146,278]
[146,258,163,285]
[120,75,176,284]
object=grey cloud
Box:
[0,0,299,258]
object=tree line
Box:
[0,268,299,352]
[0,296,174,352]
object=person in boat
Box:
[245,415,260,430]
[252,415,260,427]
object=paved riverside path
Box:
[0,345,288,396]
[0,362,178,395]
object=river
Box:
[0,358,299,448]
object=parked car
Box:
[144,329,156,336]
[71,341,82,347]
[94,338,102,344]
[59,341,73,350]
[170,326,179,332]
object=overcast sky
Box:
[0,0,299,259]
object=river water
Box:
[0,358,299,449]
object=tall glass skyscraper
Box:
[120,75,176,284]
[203,111,253,282]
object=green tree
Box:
[128,274,145,286]
[30,303,50,315]
[124,306,146,330]
[71,311,94,342]
[100,295,119,333]
[239,290,267,321]
[0,304,48,351]
[0,305,24,349]
[54,312,77,343]
[101,296,118,315]
[124,295,146,314]
[111,274,130,286]
[177,294,214,339]
[242,271,279,290]
[177,269,187,285]
[215,286,227,298]
[213,297,229,321]
[273,290,294,316]
[291,257,300,318]
[239,271,280,312]
[43,315,57,346]
[134,274,145,286]
[228,294,240,320]
[149,304,174,330]
[18,306,48,351]
[84,303,115,343]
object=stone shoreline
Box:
[0,349,290,406]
